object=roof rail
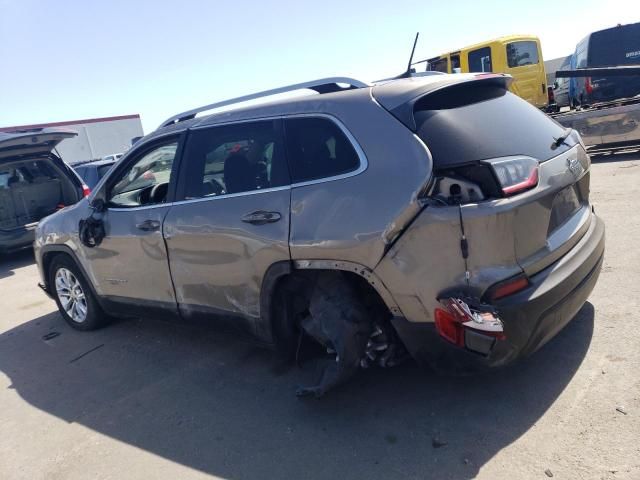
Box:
[159,77,370,128]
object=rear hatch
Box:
[0,129,82,230]
[373,75,591,281]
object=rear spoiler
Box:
[372,74,513,131]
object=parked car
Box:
[34,74,604,396]
[102,153,123,162]
[0,129,89,253]
[552,56,572,108]
[570,22,640,106]
[426,35,549,109]
[74,159,117,189]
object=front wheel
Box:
[49,255,109,331]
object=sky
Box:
[1,0,637,133]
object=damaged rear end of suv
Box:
[372,74,605,374]
[33,73,604,397]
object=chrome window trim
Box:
[108,113,368,211]
[170,185,291,207]
[108,202,175,212]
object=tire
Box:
[49,255,108,331]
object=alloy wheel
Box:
[55,267,88,323]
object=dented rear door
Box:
[162,120,291,329]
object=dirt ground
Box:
[1,153,639,480]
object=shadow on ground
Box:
[0,303,594,479]
[0,248,35,280]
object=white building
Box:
[0,115,144,164]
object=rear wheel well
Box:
[269,269,393,358]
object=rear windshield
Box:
[97,164,113,179]
[588,23,640,66]
[414,84,576,167]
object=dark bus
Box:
[570,22,640,106]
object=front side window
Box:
[506,41,540,68]
[468,47,493,72]
[108,142,177,207]
[284,117,360,183]
[183,120,288,199]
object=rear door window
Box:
[284,117,360,183]
[506,41,540,67]
[182,120,288,199]
[468,47,493,72]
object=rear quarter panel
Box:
[288,90,433,269]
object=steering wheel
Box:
[149,183,168,204]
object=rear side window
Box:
[183,120,288,199]
[468,47,492,72]
[284,117,360,183]
[506,41,540,67]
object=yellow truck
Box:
[425,35,548,108]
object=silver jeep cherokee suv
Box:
[35,74,605,394]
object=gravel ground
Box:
[0,153,639,480]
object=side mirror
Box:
[90,197,106,213]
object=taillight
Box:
[486,156,539,196]
[434,296,506,355]
[82,184,91,197]
[585,77,593,95]
[434,308,465,346]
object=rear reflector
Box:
[487,275,529,301]
[486,156,539,196]
[434,308,464,346]
[82,184,91,197]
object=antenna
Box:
[406,32,419,74]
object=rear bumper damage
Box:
[392,214,605,373]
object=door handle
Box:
[136,219,161,231]
[241,211,282,225]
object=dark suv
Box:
[34,74,604,395]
